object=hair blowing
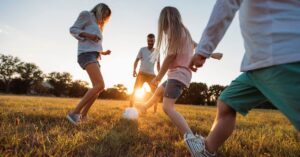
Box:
[156,6,193,55]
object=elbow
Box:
[69,26,74,33]
[134,60,139,66]
[69,27,80,35]
[69,28,76,35]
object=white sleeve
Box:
[196,0,243,58]
[136,48,143,59]
[69,11,90,41]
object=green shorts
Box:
[219,62,300,131]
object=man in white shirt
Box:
[188,0,300,156]
[130,34,160,113]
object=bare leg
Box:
[129,74,143,107]
[134,85,164,113]
[129,90,136,107]
[81,92,100,118]
[205,100,236,153]
[153,102,158,113]
[149,83,158,113]
[72,63,105,114]
[144,85,164,109]
[162,97,193,135]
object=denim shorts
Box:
[77,51,100,70]
[162,79,186,99]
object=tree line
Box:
[0,53,275,108]
[0,53,127,100]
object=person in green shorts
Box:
[189,0,300,156]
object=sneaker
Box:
[184,133,216,157]
[66,113,81,125]
[202,149,216,157]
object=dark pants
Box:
[130,72,157,107]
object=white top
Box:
[70,11,103,55]
[196,0,300,72]
[136,47,160,75]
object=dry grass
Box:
[0,95,299,157]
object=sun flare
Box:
[134,83,151,99]
[135,88,145,99]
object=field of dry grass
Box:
[0,95,299,157]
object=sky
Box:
[0,0,245,93]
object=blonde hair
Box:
[156,6,193,55]
[91,3,111,31]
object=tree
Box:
[177,82,208,105]
[15,62,44,94]
[113,84,128,93]
[47,72,72,96]
[30,81,51,95]
[69,80,89,97]
[0,80,4,92]
[113,84,128,100]
[100,84,129,100]
[207,85,226,106]
[0,54,21,93]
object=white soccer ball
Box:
[123,107,139,120]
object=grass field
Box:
[0,95,299,157]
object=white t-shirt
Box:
[196,0,300,72]
[136,47,160,75]
[70,11,103,55]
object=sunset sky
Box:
[0,0,245,93]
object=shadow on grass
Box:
[74,118,151,157]
[1,111,78,134]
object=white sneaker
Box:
[202,149,216,157]
[184,133,216,157]
[66,113,81,125]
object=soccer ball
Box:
[123,107,139,120]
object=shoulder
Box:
[140,47,147,52]
[79,10,91,18]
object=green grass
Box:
[0,95,299,157]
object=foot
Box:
[66,112,81,125]
[129,100,134,107]
[134,103,147,114]
[184,133,216,157]
[81,115,89,121]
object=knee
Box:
[162,104,172,114]
[217,100,236,118]
[93,82,105,93]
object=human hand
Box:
[189,54,207,72]
[87,34,101,42]
[101,50,111,55]
[211,52,223,60]
[151,77,161,86]
[133,71,137,77]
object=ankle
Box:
[143,104,149,110]
[69,110,76,115]
[205,139,216,154]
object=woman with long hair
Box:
[67,3,112,125]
